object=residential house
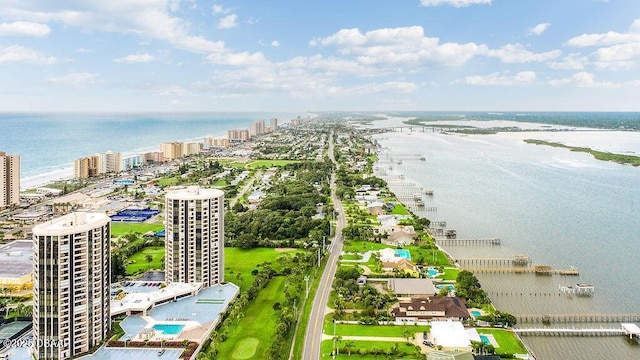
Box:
[426,350,475,360]
[387,278,436,297]
[391,297,471,322]
[382,230,415,247]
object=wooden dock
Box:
[456,256,531,266]
[462,266,579,275]
[436,238,501,245]
[516,314,640,324]
[514,328,625,337]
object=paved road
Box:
[229,171,261,208]
[302,131,347,360]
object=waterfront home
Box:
[382,230,415,247]
[387,278,436,297]
[367,201,386,215]
[390,297,471,322]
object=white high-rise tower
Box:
[165,186,224,287]
[32,212,111,360]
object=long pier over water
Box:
[436,238,501,245]
[516,314,640,324]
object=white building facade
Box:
[32,212,111,360]
[165,186,224,287]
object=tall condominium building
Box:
[165,186,224,287]
[0,152,20,208]
[32,212,111,360]
[183,142,202,156]
[142,151,164,163]
[204,137,229,149]
[248,119,265,137]
[161,142,185,161]
[98,151,122,174]
[269,117,278,133]
[227,129,250,142]
[73,155,99,179]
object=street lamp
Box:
[304,275,310,299]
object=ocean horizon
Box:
[1,112,307,189]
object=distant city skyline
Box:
[0,0,639,111]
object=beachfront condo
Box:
[32,212,111,360]
[165,186,225,287]
[0,151,20,208]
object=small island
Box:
[524,139,640,167]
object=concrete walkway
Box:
[340,250,375,263]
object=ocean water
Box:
[0,112,301,188]
[371,117,640,360]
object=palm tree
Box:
[344,341,355,356]
[0,297,9,318]
[332,335,343,356]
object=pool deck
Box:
[119,282,238,343]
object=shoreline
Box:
[17,120,293,191]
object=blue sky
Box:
[0,0,639,112]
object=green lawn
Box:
[216,277,286,360]
[343,240,389,253]
[111,222,164,237]
[324,316,430,338]
[389,203,410,215]
[321,340,422,359]
[245,160,301,168]
[476,328,527,355]
[225,247,301,291]
[125,246,164,275]
[156,176,181,186]
[342,253,363,261]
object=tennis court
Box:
[0,321,31,342]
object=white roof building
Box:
[430,320,480,352]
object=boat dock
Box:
[516,314,640,324]
[461,265,579,275]
[514,328,625,337]
[436,237,501,245]
[456,256,531,266]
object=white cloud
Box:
[310,26,486,69]
[213,4,230,14]
[590,42,640,69]
[1,1,226,54]
[528,23,550,36]
[420,0,491,7]
[0,21,51,37]
[566,18,640,47]
[461,71,536,86]
[548,53,586,70]
[47,72,100,88]
[206,51,267,66]
[0,45,56,64]
[548,72,623,88]
[487,43,561,63]
[167,0,195,12]
[114,53,155,63]
[217,14,238,29]
[271,40,280,47]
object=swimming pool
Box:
[395,249,411,260]
[435,284,454,290]
[152,324,184,335]
[480,335,491,345]
[427,269,438,277]
[471,310,482,317]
